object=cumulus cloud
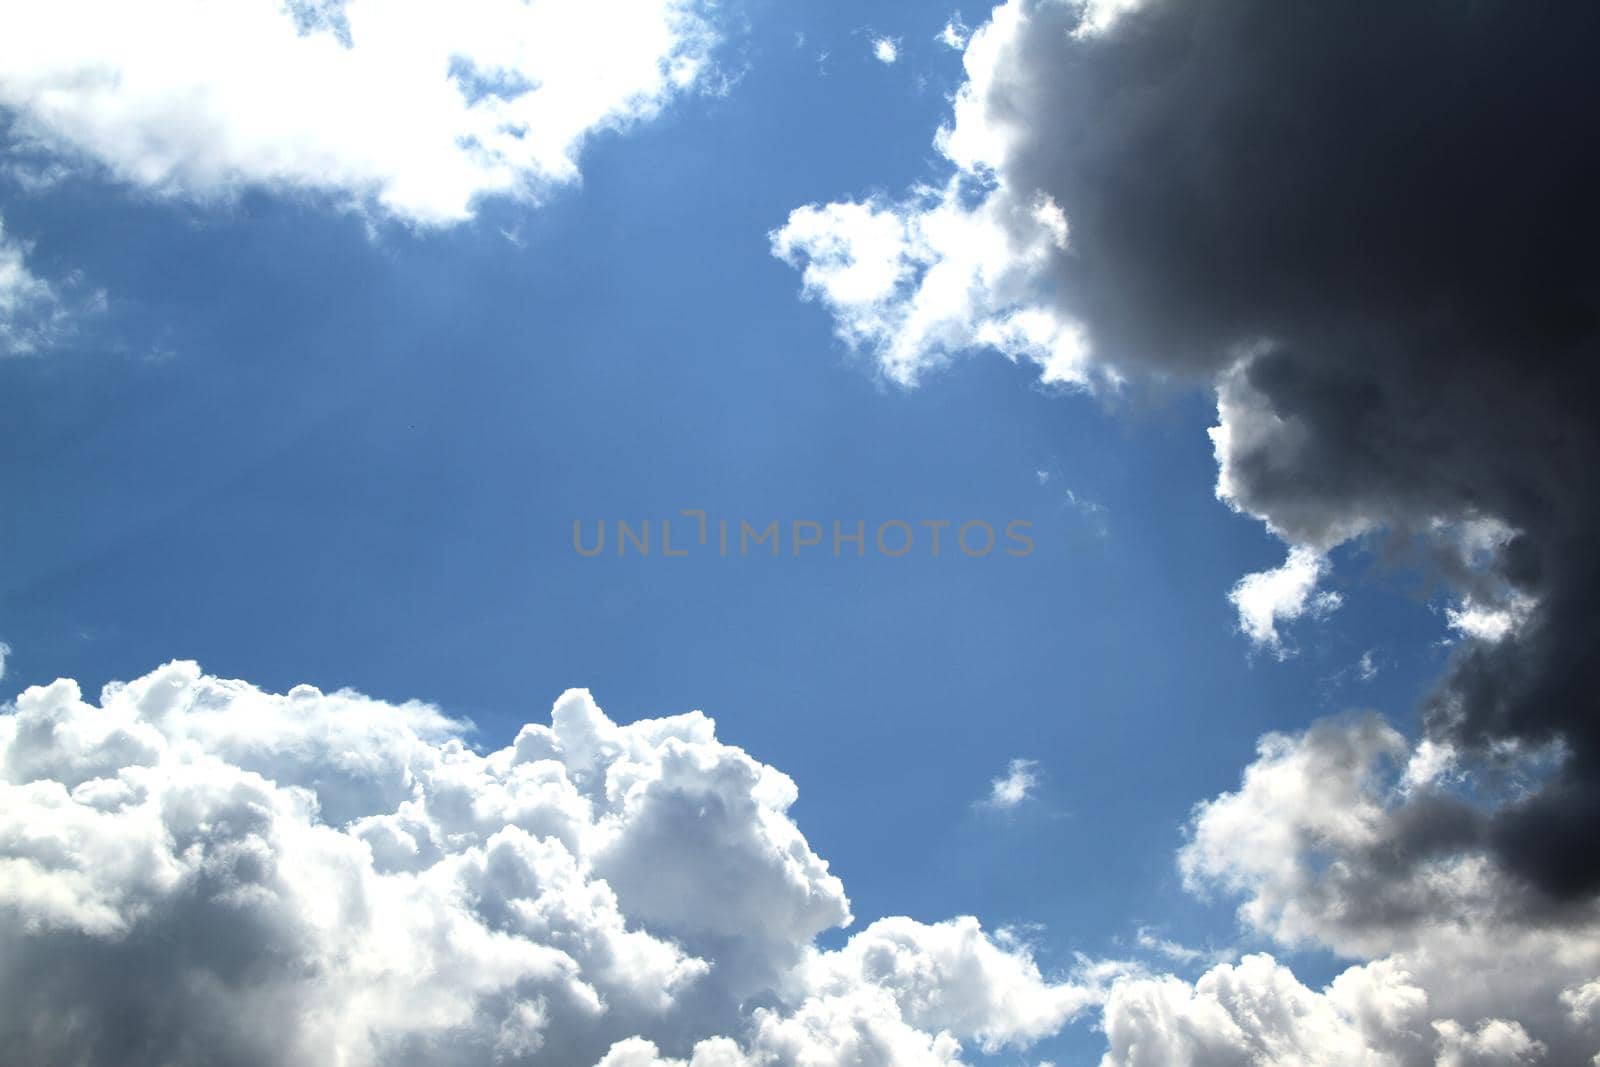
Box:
[1096,712,1600,1066]
[1101,953,1432,1067]
[0,662,1099,1066]
[0,0,721,226]
[981,758,1039,809]
[774,0,1600,901]
[871,36,900,65]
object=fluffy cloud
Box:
[770,51,1101,393]
[1101,954,1429,1067]
[0,662,1096,1065]
[1096,713,1600,1066]
[774,0,1600,901]
[1225,546,1340,656]
[0,0,721,226]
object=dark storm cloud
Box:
[972,0,1600,896]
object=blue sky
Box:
[4,3,1590,1066]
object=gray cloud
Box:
[776,0,1600,901]
[1129,711,1600,1066]
[988,0,1600,903]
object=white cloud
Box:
[1562,979,1600,1026]
[1226,545,1340,656]
[0,0,721,227]
[0,662,1097,1065]
[937,18,971,50]
[771,2,1102,390]
[0,218,94,356]
[770,182,1098,388]
[982,758,1039,810]
[6,669,1595,1066]
[1073,0,1149,38]
[1432,1019,1546,1067]
[1101,953,1432,1067]
[0,641,9,682]
[1445,593,1534,644]
[1103,712,1600,1066]
[871,36,900,65]
[1132,927,1231,968]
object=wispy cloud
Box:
[982,758,1040,809]
[0,217,103,357]
[0,663,1098,1064]
[937,16,970,50]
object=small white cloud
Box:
[872,35,900,64]
[0,217,101,356]
[0,640,9,683]
[938,17,971,50]
[1356,650,1379,682]
[1400,737,1458,795]
[1035,469,1052,485]
[1227,545,1339,657]
[983,758,1040,809]
[1446,593,1534,644]
[1134,927,1202,964]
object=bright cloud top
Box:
[0,0,720,226]
[0,663,1097,1066]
